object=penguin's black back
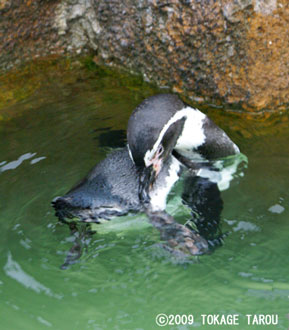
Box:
[53,148,141,221]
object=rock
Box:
[0,0,288,111]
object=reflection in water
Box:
[0,152,46,172]
[183,176,223,244]
[197,153,248,191]
[232,221,260,232]
[0,153,36,172]
[60,222,96,270]
[30,156,46,165]
[4,251,62,299]
[268,204,285,214]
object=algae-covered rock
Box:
[0,0,289,112]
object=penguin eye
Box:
[157,144,164,156]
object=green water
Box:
[0,67,288,330]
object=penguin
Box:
[126,94,239,209]
[52,94,240,259]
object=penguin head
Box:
[127,94,186,202]
[127,94,240,203]
[127,94,185,167]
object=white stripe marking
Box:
[144,107,206,166]
[149,156,181,211]
[127,144,134,163]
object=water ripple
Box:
[4,251,62,300]
[0,153,36,172]
[0,152,46,173]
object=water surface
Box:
[0,65,288,330]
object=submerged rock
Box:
[0,0,289,111]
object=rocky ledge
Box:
[0,0,288,112]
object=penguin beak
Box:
[139,165,154,204]
[139,148,164,204]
